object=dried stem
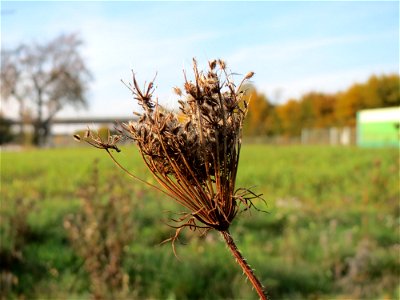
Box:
[221,230,268,300]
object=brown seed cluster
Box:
[122,58,253,232]
[78,58,256,233]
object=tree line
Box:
[243,73,399,137]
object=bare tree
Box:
[1,46,27,137]
[1,33,92,146]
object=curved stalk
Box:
[221,230,268,300]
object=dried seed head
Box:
[209,59,217,70]
[79,58,261,233]
[120,58,259,231]
[218,59,226,69]
[244,71,255,80]
[173,87,182,96]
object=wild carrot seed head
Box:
[77,58,261,233]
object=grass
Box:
[1,144,399,299]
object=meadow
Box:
[1,144,399,299]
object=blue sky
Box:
[1,1,399,118]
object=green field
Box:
[1,145,399,299]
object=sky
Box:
[1,1,399,119]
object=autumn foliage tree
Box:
[299,92,337,129]
[1,33,92,146]
[335,74,400,126]
[243,73,399,137]
[276,99,302,137]
[335,84,364,127]
[243,86,280,137]
[243,87,268,136]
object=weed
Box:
[76,59,268,299]
[0,194,36,299]
[64,163,138,299]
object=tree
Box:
[1,33,92,146]
[335,74,400,126]
[0,115,14,145]
[243,88,268,136]
[299,92,337,128]
[335,84,363,126]
[243,86,279,137]
[276,99,302,136]
[1,46,27,138]
[363,74,400,107]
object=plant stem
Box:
[221,230,268,300]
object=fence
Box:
[300,127,356,146]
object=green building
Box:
[357,107,400,147]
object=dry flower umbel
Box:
[76,58,268,299]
